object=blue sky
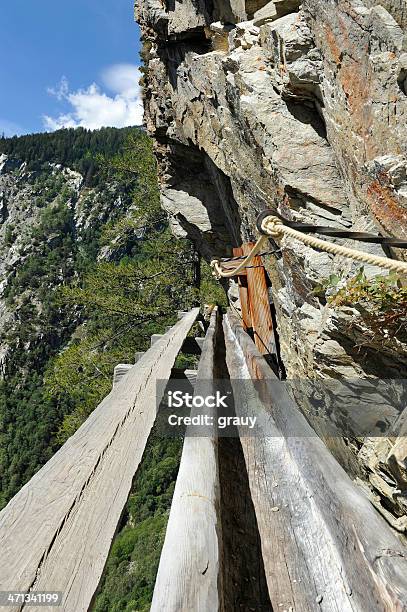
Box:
[0,0,142,136]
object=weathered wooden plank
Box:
[233,247,251,330]
[0,309,199,612]
[224,310,407,612]
[134,351,144,363]
[242,242,274,355]
[113,363,133,386]
[151,308,222,612]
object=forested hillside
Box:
[0,127,135,185]
[0,127,139,506]
[0,127,223,609]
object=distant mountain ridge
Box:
[0,126,136,185]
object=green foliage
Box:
[45,132,225,445]
[93,515,167,612]
[0,373,69,509]
[93,434,182,612]
[4,225,15,246]
[47,240,225,444]
[312,272,344,297]
[62,236,197,319]
[0,125,227,610]
[98,133,165,251]
[46,229,198,444]
[0,182,80,505]
[0,127,137,187]
[0,127,149,508]
[5,200,75,300]
[199,259,228,307]
[328,269,407,342]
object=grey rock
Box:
[0,158,127,372]
[370,5,405,53]
[135,0,168,35]
[229,21,260,49]
[253,0,301,26]
[303,0,407,241]
[253,1,278,26]
[260,13,322,96]
[137,0,407,527]
[168,0,210,36]
[207,21,235,52]
[363,0,407,29]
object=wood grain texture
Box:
[224,310,407,612]
[233,247,251,331]
[242,242,274,355]
[151,308,223,612]
[0,309,199,612]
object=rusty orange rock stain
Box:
[367,180,407,238]
[324,25,342,65]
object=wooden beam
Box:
[224,310,407,612]
[0,309,199,612]
[151,308,222,612]
[242,242,274,355]
[113,363,133,386]
[233,247,251,330]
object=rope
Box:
[262,215,407,274]
[211,214,407,278]
[219,248,281,262]
[258,211,407,248]
[211,236,268,278]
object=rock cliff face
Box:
[0,154,126,371]
[136,0,407,530]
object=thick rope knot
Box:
[261,216,283,238]
[210,236,268,279]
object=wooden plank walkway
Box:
[0,309,199,612]
[151,308,222,612]
[224,309,407,612]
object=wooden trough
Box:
[151,307,222,611]
[0,309,200,612]
[152,309,407,611]
[1,306,407,612]
[224,309,407,612]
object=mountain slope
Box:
[0,127,225,610]
[0,128,140,506]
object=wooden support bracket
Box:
[234,243,274,356]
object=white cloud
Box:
[43,64,143,131]
[102,64,140,99]
[47,76,70,101]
